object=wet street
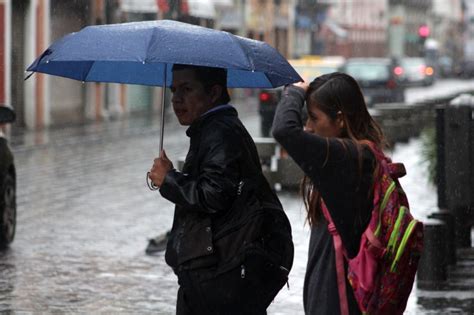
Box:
[2,81,474,314]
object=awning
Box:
[187,0,216,19]
[120,0,216,18]
[120,0,157,13]
[325,19,347,38]
[212,0,233,7]
[275,15,288,29]
[296,15,312,30]
[219,8,242,29]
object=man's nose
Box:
[171,91,180,103]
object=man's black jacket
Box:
[160,106,285,270]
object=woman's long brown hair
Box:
[302,72,388,226]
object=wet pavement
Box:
[2,96,474,314]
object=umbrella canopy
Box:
[27,19,302,88]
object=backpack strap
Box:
[321,202,350,315]
[363,141,407,180]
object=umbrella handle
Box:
[146,171,159,191]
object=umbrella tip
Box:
[24,71,35,81]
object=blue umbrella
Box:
[26,20,302,189]
[27,19,301,88]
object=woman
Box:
[272,72,386,314]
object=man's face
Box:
[170,69,214,126]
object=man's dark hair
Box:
[172,64,231,104]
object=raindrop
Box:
[142,61,146,64]
[81,81,85,84]
[46,60,49,64]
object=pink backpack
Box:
[322,142,424,315]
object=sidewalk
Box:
[9,102,474,314]
[412,248,474,314]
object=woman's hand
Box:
[148,150,174,188]
[293,81,309,92]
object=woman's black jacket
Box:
[160,106,287,271]
[272,86,375,315]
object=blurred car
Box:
[437,56,454,78]
[339,57,405,107]
[0,106,16,249]
[460,59,474,79]
[398,57,435,86]
[288,55,346,82]
[258,56,345,137]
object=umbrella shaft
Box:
[159,65,167,156]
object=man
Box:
[148,64,293,314]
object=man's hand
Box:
[148,150,174,188]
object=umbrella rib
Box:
[226,33,254,71]
[145,29,158,65]
[83,61,99,82]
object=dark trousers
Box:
[175,269,268,315]
[176,286,199,315]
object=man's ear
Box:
[210,85,223,104]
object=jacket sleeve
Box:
[272,85,374,257]
[159,123,241,214]
[272,85,349,180]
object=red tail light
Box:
[386,79,397,89]
[259,92,271,102]
[393,66,404,76]
[425,66,434,76]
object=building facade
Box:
[7,0,468,129]
[387,0,433,57]
[465,0,474,60]
[10,0,220,129]
[432,0,464,59]
[325,0,389,58]
[0,0,11,109]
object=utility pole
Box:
[264,0,275,47]
[287,0,296,58]
[240,0,247,37]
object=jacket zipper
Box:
[241,265,246,278]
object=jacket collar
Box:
[186,105,238,137]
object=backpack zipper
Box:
[390,219,418,272]
[375,181,396,237]
[387,206,407,256]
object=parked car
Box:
[398,57,435,86]
[437,56,454,78]
[460,59,474,79]
[0,106,16,249]
[258,56,345,137]
[339,57,405,107]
